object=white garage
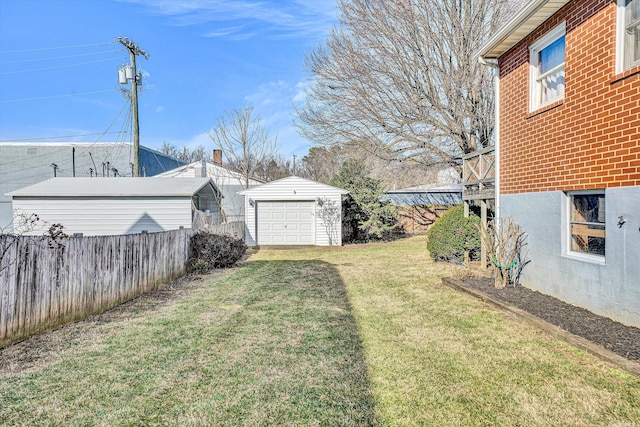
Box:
[239,176,348,247]
[7,177,220,236]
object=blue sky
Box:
[0,0,337,158]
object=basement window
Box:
[568,192,605,258]
[530,22,566,111]
[618,0,640,72]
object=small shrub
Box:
[189,232,247,272]
[427,205,481,263]
[193,258,210,275]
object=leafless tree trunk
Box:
[209,107,278,188]
[480,217,528,289]
[295,0,518,169]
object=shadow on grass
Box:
[223,259,376,425]
[0,259,376,426]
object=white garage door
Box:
[257,201,315,245]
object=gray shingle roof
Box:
[382,184,462,206]
[7,177,214,197]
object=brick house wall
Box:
[498,0,640,195]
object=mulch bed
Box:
[459,276,640,361]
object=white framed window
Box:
[618,0,640,72]
[567,191,605,259]
[530,22,566,111]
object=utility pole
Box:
[118,37,149,177]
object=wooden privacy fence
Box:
[203,221,245,240]
[0,228,195,348]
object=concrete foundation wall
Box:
[501,186,640,327]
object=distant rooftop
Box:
[7,177,214,198]
[383,184,462,206]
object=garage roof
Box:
[7,177,215,197]
[477,0,570,58]
[238,175,348,197]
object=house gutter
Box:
[478,56,501,220]
[476,0,552,214]
[478,0,560,58]
[475,0,573,220]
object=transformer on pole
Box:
[117,37,149,177]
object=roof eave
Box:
[477,0,571,59]
[6,177,215,197]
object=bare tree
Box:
[253,154,292,182]
[209,107,278,188]
[1,212,68,274]
[479,217,528,288]
[295,0,518,170]
[188,145,212,162]
[299,144,442,189]
[299,146,345,184]
[160,141,178,158]
[160,142,212,163]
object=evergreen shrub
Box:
[330,160,399,242]
[189,232,247,272]
[427,205,481,262]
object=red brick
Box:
[498,0,639,194]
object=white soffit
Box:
[478,0,571,58]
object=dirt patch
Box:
[459,276,640,361]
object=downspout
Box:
[478,56,501,220]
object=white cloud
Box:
[142,76,315,157]
[147,131,212,151]
[242,80,311,156]
[156,105,164,113]
[292,80,311,104]
[118,0,336,40]
[244,80,287,108]
[202,25,256,41]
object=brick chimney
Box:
[213,149,222,165]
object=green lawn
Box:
[1,236,639,426]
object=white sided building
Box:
[7,177,219,236]
[157,160,263,223]
[238,176,348,247]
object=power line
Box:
[0,50,118,65]
[91,102,132,165]
[117,37,149,177]
[0,89,115,103]
[0,99,130,171]
[95,100,131,143]
[0,41,111,54]
[0,98,134,181]
[0,57,123,76]
[0,132,126,143]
